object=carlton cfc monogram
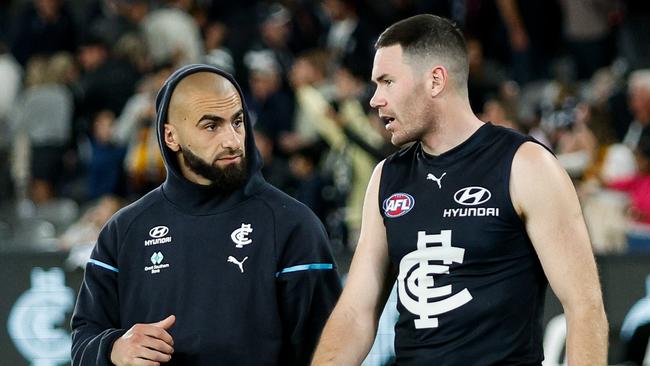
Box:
[397,229,473,329]
[231,223,253,248]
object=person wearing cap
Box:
[71,64,341,365]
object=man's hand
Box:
[110,315,176,366]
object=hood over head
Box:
[155,64,265,213]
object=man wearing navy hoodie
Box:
[71,64,342,365]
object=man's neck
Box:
[420,97,484,156]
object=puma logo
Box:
[227,256,248,273]
[426,172,446,189]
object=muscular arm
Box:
[311,161,395,366]
[511,142,608,365]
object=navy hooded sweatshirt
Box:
[71,64,342,365]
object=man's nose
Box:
[221,126,242,150]
[369,89,386,109]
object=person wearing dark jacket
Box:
[71,64,341,365]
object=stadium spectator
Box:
[607,137,650,226]
[623,69,650,150]
[0,40,22,200]
[9,0,78,65]
[76,33,139,131]
[10,53,75,204]
[86,110,127,200]
[141,1,204,66]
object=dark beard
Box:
[180,146,248,192]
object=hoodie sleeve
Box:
[71,219,126,365]
[275,206,342,365]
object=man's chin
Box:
[391,135,411,147]
[207,160,248,191]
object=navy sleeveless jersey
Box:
[379,123,547,365]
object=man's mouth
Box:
[380,115,396,130]
[217,155,242,163]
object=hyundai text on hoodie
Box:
[71,64,342,365]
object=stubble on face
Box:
[390,80,434,147]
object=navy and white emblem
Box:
[231,223,253,248]
[397,230,473,329]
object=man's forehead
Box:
[168,73,245,126]
[174,72,237,97]
[372,46,404,79]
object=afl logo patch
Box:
[383,193,415,218]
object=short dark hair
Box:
[375,14,468,89]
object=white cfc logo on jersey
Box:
[397,230,473,329]
[231,223,253,248]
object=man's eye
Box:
[233,119,243,128]
[204,124,216,131]
[385,80,393,85]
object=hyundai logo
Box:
[149,226,169,238]
[453,187,491,206]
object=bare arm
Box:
[511,142,608,365]
[311,161,395,366]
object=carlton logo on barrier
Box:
[149,226,169,238]
[453,187,491,206]
[383,193,415,218]
[8,267,74,365]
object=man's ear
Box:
[164,123,180,152]
[428,65,448,98]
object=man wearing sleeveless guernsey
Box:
[312,14,607,366]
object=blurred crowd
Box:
[0,0,649,256]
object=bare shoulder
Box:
[373,159,386,180]
[510,141,573,217]
[512,141,557,171]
